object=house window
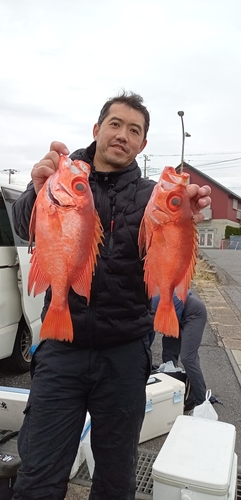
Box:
[0,197,14,246]
[199,230,214,248]
[233,199,238,210]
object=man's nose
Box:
[115,127,128,141]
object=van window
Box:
[0,196,14,246]
[1,186,29,247]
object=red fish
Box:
[138,166,198,337]
[28,155,104,342]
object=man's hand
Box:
[187,184,212,224]
[31,141,70,194]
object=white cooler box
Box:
[152,415,237,500]
[0,386,29,431]
[139,373,185,443]
[0,387,91,481]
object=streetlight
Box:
[177,111,191,173]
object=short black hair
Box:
[97,90,150,139]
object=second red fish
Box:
[138,166,198,337]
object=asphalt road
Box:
[202,249,241,286]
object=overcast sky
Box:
[0,0,241,197]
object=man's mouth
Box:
[111,143,127,153]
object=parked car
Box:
[0,184,44,372]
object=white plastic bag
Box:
[158,360,183,373]
[193,390,218,420]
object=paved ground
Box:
[200,249,241,376]
[65,249,241,499]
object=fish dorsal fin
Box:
[138,217,147,259]
[175,222,198,302]
[28,200,37,251]
[28,248,50,296]
[71,209,104,302]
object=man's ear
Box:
[93,123,99,140]
[139,139,147,154]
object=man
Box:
[12,91,211,500]
[151,292,207,407]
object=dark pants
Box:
[13,337,151,500]
[162,293,207,405]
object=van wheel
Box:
[10,317,32,372]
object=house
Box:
[175,162,241,249]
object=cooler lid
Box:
[146,373,185,404]
[152,415,236,492]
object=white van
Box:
[0,184,44,372]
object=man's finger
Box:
[197,196,212,209]
[50,141,70,155]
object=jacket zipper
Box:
[108,204,116,255]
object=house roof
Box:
[176,162,241,202]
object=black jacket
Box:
[12,142,156,349]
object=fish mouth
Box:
[47,181,73,206]
[151,204,170,224]
[153,204,163,213]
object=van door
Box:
[0,192,22,359]
[1,186,44,347]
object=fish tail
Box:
[154,301,179,338]
[40,304,73,342]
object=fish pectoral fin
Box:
[72,210,104,302]
[28,248,50,296]
[175,225,198,302]
[72,273,91,302]
[175,259,196,302]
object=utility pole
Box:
[143,154,151,179]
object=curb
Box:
[226,349,241,388]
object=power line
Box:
[144,151,241,158]
[193,157,241,168]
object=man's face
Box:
[93,103,147,171]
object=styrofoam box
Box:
[152,415,237,500]
[139,373,185,443]
[81,416,95,479]
[0,386,29,431]
[70,413,95,479]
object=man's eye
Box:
[111,122,119,127]
[131,128,139,135]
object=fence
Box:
[220,239,241,250]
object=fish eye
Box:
[72,180,86,194]
[167,194,182,211]
[171,197,181,207]
[75,183,85,191]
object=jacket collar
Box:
[83,141,142,191]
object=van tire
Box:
[10,317,32,372]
